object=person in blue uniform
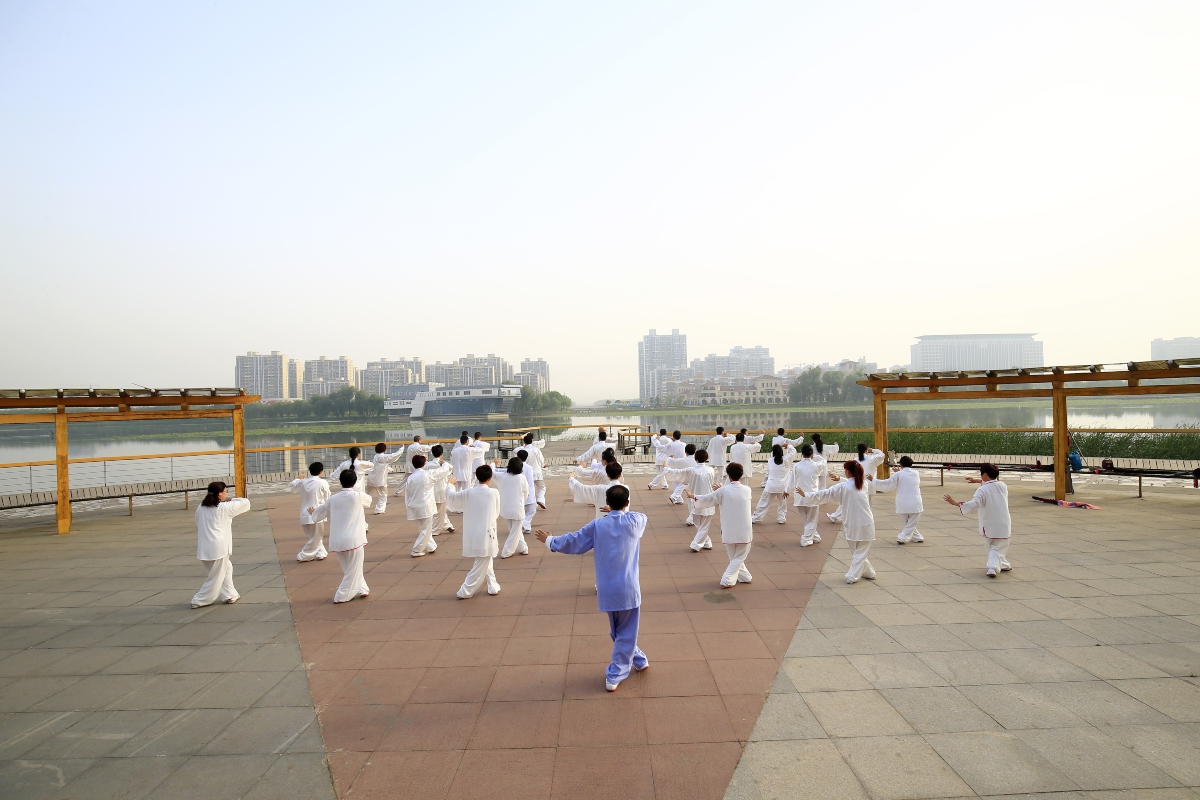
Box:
[535,484,648,692]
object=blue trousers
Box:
[606,606,649,684]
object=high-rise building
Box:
[520,358,550,392]
[1151,337,1200,360]
[357,360,415,397]
[460,354,513,383]
[304,355,355,383]
[693,346,775,380]
[287,359,300,399]
[234,351,291,400]
[391,358,426,383]
[513,371,546,393]
[302,379,351,399]
[638,328,688,402]
[910,334,1044,372]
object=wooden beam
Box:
[1052,385,1068,502]
[67,409,235,423]
[55,406,71,534]
[233,404,247,499]
[881,389,1054,402]
[873,390,890,478]
[1064,384,1200,399]
[860,365,1200,389]
[0,394,261,410]
[0,414,56,425]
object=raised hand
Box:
[533,529,552,542]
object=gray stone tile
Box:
[1003,619,1103,647]
[168,644,262,673]
[916,649,1024,686]
[0,756,96,800]
[104,672,218,711]
[987,647,1100,684]
[1104,723,1200,786]
[29,675,150,712]
[145,753,279,800]
[748,693,826,741]
[1035,680,1173,726]
[0,711,85,758]
[834,734,973,800]
[925,730,1079,795]
[253,669,313,708]
[1111,678,1200,723]
[804,605,877,629]
[783,629,841,658]
[181,671,288,709]
[847,653,948,689]
[943,622,1039,650]
[100,646,193,675]
[1014,727,1179,790]
[113,708,243,757]
[821,626,908,656]
[231,642,303,673]
[1051,646,1172,680]
[959,683,1089,730]
[1116,644,1200,677]
[803,690,915,737]
[239,753,335,800]
[200,707,317,755]
[23,710,165,759]
[0,677,83,712]
[45,755,187,800]
[782,657,872,693]
[742,739,870,800]
[1064,618,1169,645]
[722,756,765,800]
[881,687,1002,733]
[879,624,973,653]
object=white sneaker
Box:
[813,534,822,543]
[846,577,857,584]
[606,681,619,692]
[225,596,239,604]
[987,568,997,577]
[703,543,713,550]
[800,540,812,547]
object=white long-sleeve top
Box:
[446,484,501,557]
[405,463,451,519]
[471,440,490,469]
[651,435,672,465]
[730,441,760,477]
[665,454,696,472]
[858,449,886,493]
[195,498,251,560]
[572,462,607,484]
[332,458,373,485]
[578,441,612,464]
[522,462,536,502]
[311,489,372,552]
[568,477,626,521]
[959,480,1011,538]
[790,459,822,507]
[812,443,840,488]
[405,442,432,471]
[521,439,546,480]
[424,457,454,503]
[493,471,530,520]
[664,464,717,516]
[691,482,754,543]
[805,480,875,541]
[772,434,804,449]
[762,459,793,493]
[367,448,405,488]
[707,434,737,467]
[290,476,331,524]
[873,467,923,514]
[451,444,477,483]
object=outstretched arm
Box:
[534,521,597,554]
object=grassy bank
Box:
[764,430,1200,460]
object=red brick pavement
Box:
[266,478,836,800]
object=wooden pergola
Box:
[0,388,260,533]
[859,359,1200,501]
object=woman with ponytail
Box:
[810,433,839,491]
[191,482,251,608]
[828,442,884,523]
[333,446,373,488]
[752,444,793,524]
[796,459,877,584]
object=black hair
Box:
[474,431,482,439]
[505,456,522,475]
[980,463,1000,480]
[462,430,469,437]
[375,442,387,454]
[412,435,421,442]
[772,444,784,465]
[899,456,913,468]
[845,459,864,489]
[672,430,682,440]
[801,444,813,458]
[715,426,724,434]
[411,454,427,469]
[460,434,470,444]
[523,432,534,444]
[735,432,745,442]
[601,449,616,464]
[684,443,696,456]
[308,462,323,476]
[659,428,667,436]
[430,444,444,458]
[857,442,868,460]
[726,462,744,481]
[812,433,824,454]
[476,464,493,483]
[339,470,357,488]
[201,481,226,507]
[349,446,360,472]
[517,449,528,462]
[605,484,630,510]
[740,428,748,435]
[605,462,623,481]
[777,428,786,436]
[597,431,607,441]
[695,449,709,463]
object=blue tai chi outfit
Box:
[545,510,649,685]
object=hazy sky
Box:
[2,1,1198,403]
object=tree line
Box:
[245,387,386,421]
[786,367,873,405]
[512,385,573,413]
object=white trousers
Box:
[721,543,753,587]
[669,482,686,504]
[458,556,501,598]
[192,556,238,607]
[534,479,546,505]
[411,516,437,556]
[684,497,695,524]
[898,513,923,543]
[752,490,788,523]
[846,540,876,583]
[367,485,388,514]
[501,518,528,558]
[334,547,370,602]
[393,469,408,495]
[690,515,713,550]
[795,506,820,546]
[985,538,1011,572]
[522,502,536,532]
[297,522,328,561]
[648,464,669,489]
[434,502,452,533]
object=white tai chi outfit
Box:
[577,440,612,465]
[807,480,876,583]
[753,458,793,524]
[494,470,531,558]
[471,439,490,473]
[664,463,717,550]
[573,462,608,484]
[666,454,696,505]
[873,466,924,543]
[192,498,251,607]
[830,449,883,522]
[450,443,477,493]
[425,457,455,534]
[569,476,626,523]
[729,439,761,483]
[447,483,502,597]
[772,433,805,450]
[332,458,373,488]
[707,433,737,472]
[520,461,538,531]
[647,435,674,489]
[290,475,331,561]
[958,480,1012,575]
[366,447,405,514]
[691,481,754,587]
[406,462,452,556]
[395,441,432,494]
[310,488,373,602]
[812,443,840,490]
[789,457,823,546]
[521,438,548,505]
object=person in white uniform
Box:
[395,435,432,495]
[829,443,883,522]
[577,431,613,465]
[493,457,531,558]
[707,427,737,473]
[752,445,793,524]
[406,454,452,556]
[772,428,805,449]
[788,445,823,546]
[665,450,717,550]
[425,444,456,535]
[291,462,331,561]
[447,464,503,597]
[450,434,477,493]
[191,481,250,608]
[799,460,876,584]
[873,456,924,544]
[309,469,373,603]
[686,462,754,588]
[729,433,760,483]
[810,434,839,490]
[666,443,697,506]
[945,464,1012,577]
[516,448,538,532]
[647,429,673,490]
[569,461,626,522]
[332,447,373,488]
[471,432,490,472]
[574,449,617,484]
[521,432,548,508]
[366,442,405,514]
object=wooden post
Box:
[55,405,71,534]
[873,390,890,478]
[233,405,247,499]
[1052,384,1068,502]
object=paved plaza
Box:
[0,472,1197,799]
